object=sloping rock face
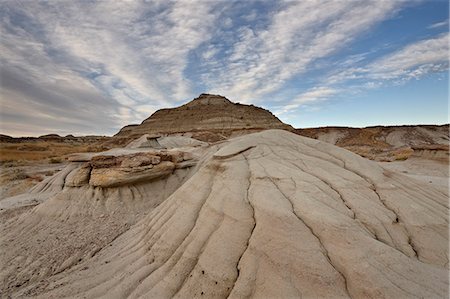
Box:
[411,144,449,160]
[296,125,449,148]
[113,94,293,144]
[296,124,450,161]
[0,130,448,298]
[0,147,203,297]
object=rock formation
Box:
[411,144,449,160]
[296,124,450,161]
[0,130,448,298]
[112,94,293,145]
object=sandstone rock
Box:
[0,160,192,297]
[65,164,91,187]
[80,151,195,187]
[182,151,194,161]
[167,151,184,163]
[89,161,175,187]
[120,155,160,168]
[67,153,97,162]
[90,155,123,168]
[149,155,161,164]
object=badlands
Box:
[0,94,448,298]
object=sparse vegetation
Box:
[10,169,29,180]
[0,140,96,199]
[392,148,414,161]
[0,141,109,163]
[49,157,63,164]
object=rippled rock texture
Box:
[0,130,448,298]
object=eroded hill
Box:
[112,94,293,145]
[295,125,449,161]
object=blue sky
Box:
[0,0,448,136]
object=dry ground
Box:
[0,141,108,163]
[0,141,109,199]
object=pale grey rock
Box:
[1,130,448,298]
[65,164,91,187]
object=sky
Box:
[0,0,448,137]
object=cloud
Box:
[326,33,449,84]
[0,0,446,135]
[222,17,233,29]
[0,66,119,136]
[206,0,404,102]
[242,10,258,22]
[202,45,219,61]
[278,33,449,114]
[276,87,340,115]
[428,20,449,29]
[0,1,221,136]
[368,33,449,80]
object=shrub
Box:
[393,148,413,161]
[49,157,62,164]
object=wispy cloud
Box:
[0,1,221,135]
[206,0,403,102]
[428,19,449,29]
[278,33,449,115]
[0,0,447,135]
[276,87,340,114]
[368,33,449,81]
[329,33,450,84]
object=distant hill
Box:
[295,125,449,161]
[112,93,293,144]
[3,94,448,162]
[0,134,110,144]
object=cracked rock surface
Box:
[0,130,448,298]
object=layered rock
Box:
[411,144,449,160]
[113,94,293,144]
[295,125,449,148]
[64,163,91,187]
[65,150,197,188]
[296,124,450,161]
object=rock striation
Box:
[113,94,293,144]
[0,130,448,298]
[411,144,449,160]
[296,125,449,147]
[296,124,450,161]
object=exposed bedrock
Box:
[1,130,448,298]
